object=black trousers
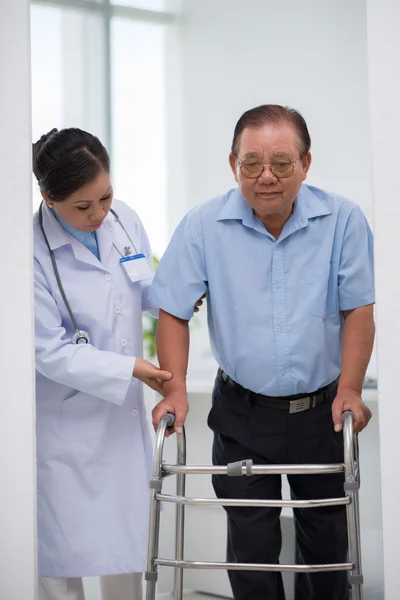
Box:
[208,370,349,600]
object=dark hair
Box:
[231,104,311,157]
[32,127,110,201]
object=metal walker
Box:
[145,411,363,599]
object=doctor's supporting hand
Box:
[194,294,206,312]
[133,357,171,395]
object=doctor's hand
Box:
[194,294,206,313]
[133,358,171,395]
[152,391,189,436]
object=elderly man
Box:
[149,104,375,600]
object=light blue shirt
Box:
[50,208,100,261]
[148,184,375,396]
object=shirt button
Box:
[115,307,121,314]
[131,409,138,417]
[276,283,281,289]
[281,369,287,375]
[121,339,127,347]
[105,273,112,281]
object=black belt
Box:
[220,371,338,414]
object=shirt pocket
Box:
[305,265,330,319]
[61,392,110,440]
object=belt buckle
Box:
[289,397,311,414]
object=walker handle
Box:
[161,413,176,428]
[342,410,355,424]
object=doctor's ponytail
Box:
[32,127,110,201]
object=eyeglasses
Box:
[237,157,302,179]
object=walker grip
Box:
[161,413,175,428]
[342,410,355,423]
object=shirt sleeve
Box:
[34,258,135,405]
[338,207,375,310]
[148,212,208,320]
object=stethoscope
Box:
[38,201,139,345]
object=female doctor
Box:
[33,127,173,600]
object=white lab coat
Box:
[34,200,157,578]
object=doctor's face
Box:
[43,170,113,232]
[229,121,311,224]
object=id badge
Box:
[120,253,153,283]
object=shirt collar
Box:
[217,184,332,228]
[216,187,255,226]
[295,184,332,222]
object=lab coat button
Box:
[115,306,121,314]
[105,273,112,281]
[131,409,138,417]
[121,339,128,347]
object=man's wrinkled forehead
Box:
[241,150,294,161]
[237,122,302,158]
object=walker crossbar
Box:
[162,463,345,476]
[156,494,351,509]
[145,410,363,600]
[154,558,353,573]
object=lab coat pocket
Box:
[305,265,330,319]
[61,392,110,440]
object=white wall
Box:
[366,0,400,598]
[0,1,37,599]
[178,0,372,220]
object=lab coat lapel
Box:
[96,213,115,267]
[41,202,108,271]
[68,237,104,270]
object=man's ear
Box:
[229,153,239,184]
[301,152,312,181]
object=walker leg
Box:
[348,485,363,600]
[174,429,186,600]
[343,419,364,600]
[145,485,162,600]
[145,415,175,600]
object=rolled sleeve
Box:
[338,207,375,310]
[148,212,207,320]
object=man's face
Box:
[229,121,311,222]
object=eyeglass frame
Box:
[235,155,305,180]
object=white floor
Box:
[83,578,229,600]
[160,595,227,599]
[175,595,227,599]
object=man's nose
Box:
[258,165,278,183]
